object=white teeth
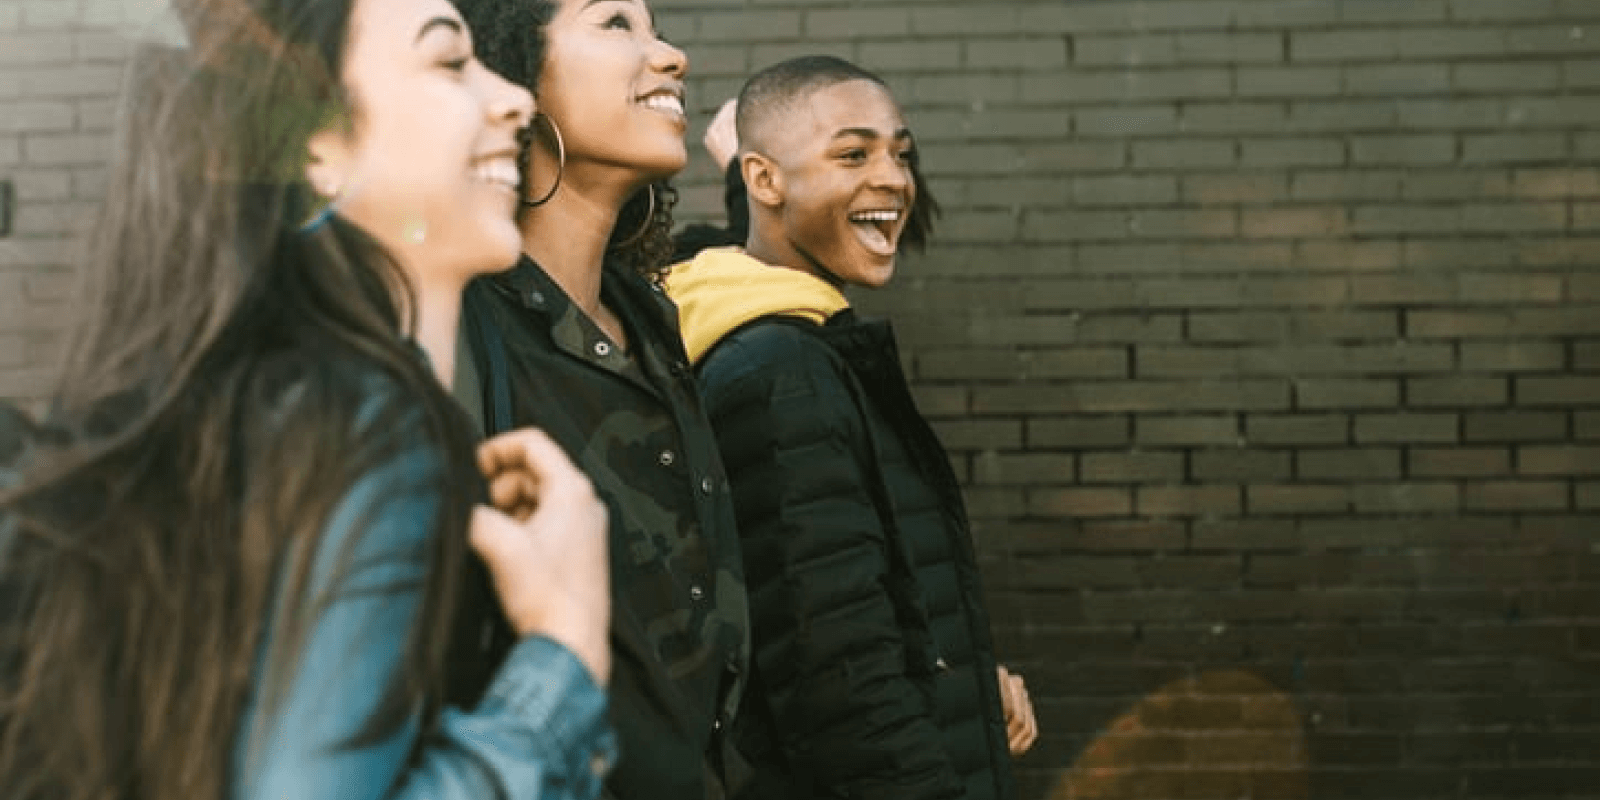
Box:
[642,94,684,116]
[475,158,520,190]
[850,210,902,223]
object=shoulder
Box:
[243,349,452,545]
[735,320,846,372]
[700,318,846,389]
[252,349,431,441]
[700,318,870,419]
[267,360,450,594]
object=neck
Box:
[519,167,639,316]
[408,274,464,385]
[745,217,813,279]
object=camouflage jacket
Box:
[459,256,750,800]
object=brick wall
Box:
[0,0,132,406]
[5,0,1600,796]
[654,1,1600,798]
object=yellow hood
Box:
[665,247,851,365]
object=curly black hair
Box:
[611,181,678,285]
[455,0,679,283]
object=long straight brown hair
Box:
[0,0,484,796]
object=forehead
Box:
[554,0,650,18]
[798,79,905,137]
[348,0,464,52]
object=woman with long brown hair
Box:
[0,0,614,796]
[449,1,749,798]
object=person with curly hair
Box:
[451,1,750,799]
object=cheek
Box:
[403,93,480,167]
[352,104,479,215]
[540,43,608,115]
[793,197,847,253]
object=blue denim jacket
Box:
[231,437,617,800]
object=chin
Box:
[843,261,896,289]
[872,256,900,285]
[861,270,895,289]
[474,228,524,272]
[636,143,688,178]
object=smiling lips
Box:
[849,208,904,254]
[639,87,685,122]
[473,154,521,196]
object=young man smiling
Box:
[665,56,1036,800]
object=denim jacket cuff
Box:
[481,634,619,793]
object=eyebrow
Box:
[832,127,914,141]
[583,0,656,27]
[415,16,463,44]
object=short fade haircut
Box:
[735,55,940,253]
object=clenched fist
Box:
[470,428,611,685]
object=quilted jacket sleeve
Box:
[699,324,963,800]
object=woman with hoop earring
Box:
[451,1,751,799]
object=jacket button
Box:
[713,716,724,731]
[700,476,714,494]
[658,450,676,467]
[934,657,950,672]
[690,584,706,601]
[593,341,612,357]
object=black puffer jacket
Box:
[695,309,1015,800]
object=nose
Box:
[484,67,535,130]
[651,37,688,79]
[870,151,912,192]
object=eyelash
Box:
[441,57,469,72]
[604,13,632,30]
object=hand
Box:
[997,665,1038,756]
[470,428,612,685]
[702,98,739,171]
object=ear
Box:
[304,126,353,198]
[741,151,784,210]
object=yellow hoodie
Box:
[665,247,851,365]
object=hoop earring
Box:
[521,113,565,208]
[610,184,657,249]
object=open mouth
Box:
[848,209,902,254]
[639,89,685,121]
[473,155,521,195]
